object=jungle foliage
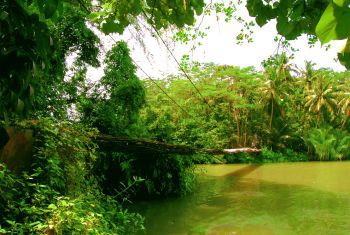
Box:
[0,0,205,121]
[0,0,101,120]
[0,120,144,234]
[141,57,350,161]
[78,41,146,136]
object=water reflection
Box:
[134,162,350,235]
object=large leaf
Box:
[333,3,350,39]
[333,0,347,6]
[316,1,350,44]
[246,0,262,16]
[315,3,336,44]
[28,84,34,98]
[255,14,268,27]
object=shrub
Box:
[223,148,307,164]
[0,119,144,234]
[95,151,197,198]
[304,126,350,161]
[191,153,224,164]
[261,148,308,163]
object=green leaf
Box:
[6,220,16,226]
[333,0,346,7]
[48,204,57,210]
[333,3,350,39]
[247,0,261,17]
[276,16,295,38]
[316,2,350,44]
[101,20,123,34]
[255,15,268,27]
[60,200,68,207]
[29,221,42,226]
[88,12,101,21]
[316,3,337,44]
[27,84,34,98]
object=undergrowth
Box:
[224,148,308,164]
[0,119,144,234]
[95,151,197,199]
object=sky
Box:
[85,2,346,81]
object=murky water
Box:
[134,162,350,235]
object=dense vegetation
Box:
[1,0,350,234]
[142,57,350,162]
[1,120,144,234]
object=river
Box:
[133,162,350,234]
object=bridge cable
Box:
[133,60,190,116]
[141,9,213,110]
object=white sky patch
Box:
[86,2,346,82]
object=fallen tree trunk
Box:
[205,148,261,155]
[96,135,261,156]
[95,135,196,155]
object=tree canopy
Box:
[1,0,350,121]
[0,0,206,120]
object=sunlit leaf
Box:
[316,2,350,44]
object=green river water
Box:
[133,162,350,235]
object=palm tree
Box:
[305,127,336,161]
[304,76,338,125]
[337,81,350,128]
[260,66,289,130]
[299,61,317,91]
[261,79,280,129]
[305,127,350,161]
[260,53,298,130]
